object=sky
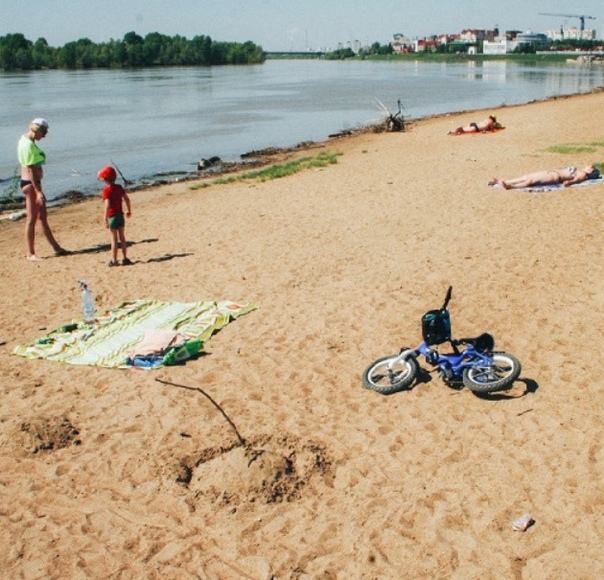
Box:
[1,0,602,52]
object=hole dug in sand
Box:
[183,434,332,505]
[0,415,81,456]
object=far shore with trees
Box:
[0,32,266,70]
[2,32,601,71]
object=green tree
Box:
[57,41,77,68]
[73,38,95,68]
[110,39,127,66]
[0,33,32,69]
[123,31,144,46]
[362,41,393,56]
[189,35,212,65]
[32,38,54,68]
[325,47,355,60]
[15,47,33,69]
[143,32,169,65]
[241,40,265,63]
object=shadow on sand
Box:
[65,238,159,256]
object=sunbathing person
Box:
[448,115,498,135]
[489,165,601,190]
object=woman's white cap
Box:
[31,118,49,128]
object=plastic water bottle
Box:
[79,280,96,324]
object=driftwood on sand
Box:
[376,98,405,132]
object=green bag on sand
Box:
[163,338,202,365]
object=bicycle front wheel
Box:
[362,354,418,395]
[462,351,521,394]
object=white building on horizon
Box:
[392,33,414,53]
[483,40,512,54]
[544,27,597,41]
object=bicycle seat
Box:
[463,332,494,353]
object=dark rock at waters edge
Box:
[197,156,222,170]
[57,190,87,203]
[0,198,25,211]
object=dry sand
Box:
[1,90,603,579]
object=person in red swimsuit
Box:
[98,166,132,266]
[448,115,498,135]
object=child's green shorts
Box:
[108,213,125,229]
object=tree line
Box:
[0,32,266,70]
[325,42,393,60]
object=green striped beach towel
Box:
[14,299,257,369]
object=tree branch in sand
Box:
[155,377,246,447]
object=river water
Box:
[1,58,603,201]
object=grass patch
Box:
[547,144,597,154]
[190,151,340,190]
[546,141,604,155]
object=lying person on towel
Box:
[489,165,600,190]
[448,115,500,135]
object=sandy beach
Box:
[1,90,603,579]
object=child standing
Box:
[98,165,132,266]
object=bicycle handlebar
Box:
[441,286,453,310]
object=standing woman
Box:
[18,118,68,260]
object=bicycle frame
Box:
[392,341,493,382]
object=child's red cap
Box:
[98,166,116,180]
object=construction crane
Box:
[539,13,596,31]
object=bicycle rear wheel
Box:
[362,354,418,395]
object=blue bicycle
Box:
[362,287,521,395]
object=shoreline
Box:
[1,89,604,577]
[2,86,603,217]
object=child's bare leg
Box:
[117,228,132,265]
[118,228,128,259]
[110,229,119,262]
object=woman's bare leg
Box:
[23,188,39,258]
[37,203,63,253]
[23,184,64,257]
